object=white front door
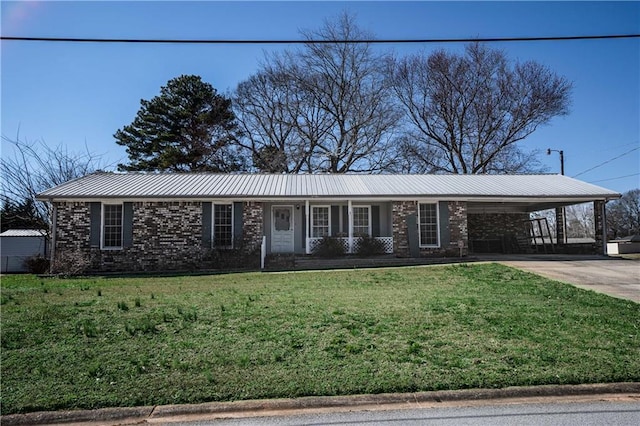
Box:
[271,206,294,253]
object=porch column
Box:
[348,199,353,254]
[305,200,310,254]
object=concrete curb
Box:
[2,382,639,425]
[0,406,155,425]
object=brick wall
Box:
[54,202,91,251]
[392,201,469,257]
[126,201,203,271]
[448,201,468,253]
[242,202,264,249]
[392,201,416,256]
[419,201,469,257]
[54,201,205,273]
[468,212,529,253]
[594,200,605,255]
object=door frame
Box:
[271,205,295,253]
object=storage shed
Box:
[0,229,48,273]
[607,235,640,255]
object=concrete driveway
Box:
[496,255,640,303]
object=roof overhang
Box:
[37,195,617,212]
[36,173,622,205]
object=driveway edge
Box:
[2,382,639,425]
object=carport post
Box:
[555,207,566,245]
[49,202,57,274]
[593,199,607,255]
[601,200,608,255]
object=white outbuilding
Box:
[607,235,640,255]
[0,229,48,273]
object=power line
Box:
[1,34,639,45]
[572,147,640,178]
[589,173,640,184]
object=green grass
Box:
[1,264,638,414]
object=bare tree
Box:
[234,13,402,173]
[607,189,640,239]
[234,68,326,173]
[1,135,106,226]
[565,203,595,239]
[388,43,571,174]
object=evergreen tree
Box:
[115,75,245,172]
[1,198,47,232]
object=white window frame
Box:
[311,205,331,238]
[352,205,371,237]
[418,202,440,247]
[101,203,123,250]
[212,203,234,249]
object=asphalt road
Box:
[149,399,640,425]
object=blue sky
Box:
[2,1,639,194]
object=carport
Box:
[467,196,614,256]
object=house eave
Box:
[37,194,620,207]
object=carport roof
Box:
[38,173,620,205]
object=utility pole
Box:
[547,148,566,244]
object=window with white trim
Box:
[418,203,439,246]
[102,204,123,249]
[311,206,330,237]
[213,204,233,248]
[353,206,371,236]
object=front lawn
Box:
[1,263,638,414]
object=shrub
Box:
[312,236,346,258]
[52,250,90,276]
[356,235,385,256]
[24,255,50,274]
[201,241,261,270]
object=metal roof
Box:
[36,172,620,202]
[0,229,47,237]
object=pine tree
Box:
[115,75,245,172]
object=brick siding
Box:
[392,201,416,256]
[448,201,468,255]
[392,201,469,257]
[468,212,530,253]
[242,202,264,249]
[54,201,203,273]
[594,200,605,254]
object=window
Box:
[419,203,439,246]
[311,206,330,237]
[213,204,233,248]
[102,204,123,248]
[353,206,370,236]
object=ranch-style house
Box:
[37,173,620,272]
